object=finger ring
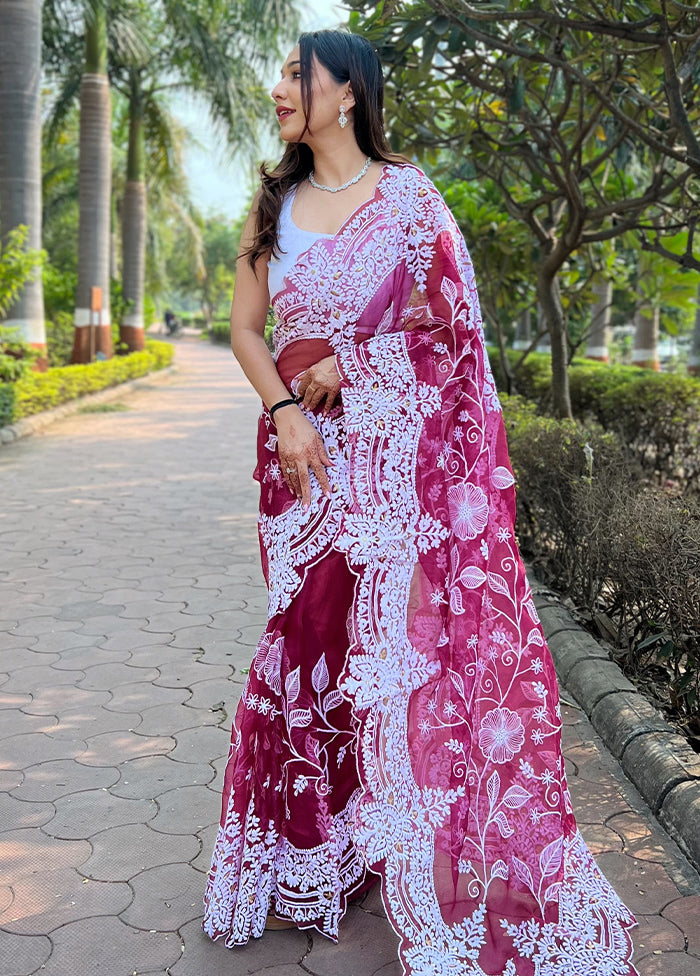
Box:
[286,466,294,473]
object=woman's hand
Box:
[296,356,341,413]
[275,406,334,508]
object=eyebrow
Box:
[281,59,301,75]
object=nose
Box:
[270,79,285,102]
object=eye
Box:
[292,71,302,80]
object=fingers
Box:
[303,385,327,411]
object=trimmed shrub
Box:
[209,320,230,344]
[501,393,700,729]
[0,339,173,425]
[491,347,700,493]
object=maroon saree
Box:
[203,164,638,976]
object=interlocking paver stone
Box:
[149,784,221,835]
[120,862,205,930]
[44,788,157,838]
[172,918,309,976]
[0,792,54,829]
[0,866,132,935]
[79,661,160,690]
[110,754,215,799]
[0,732,87,769]
[79,730,175,766]
[0,827,90,885]
[9,758,118,802]
[0,931,51,975]
[41,916,182,976]
[168,724,231,764]
[1,341,699,976]
[82,823,200,881]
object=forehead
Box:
[282,45,301,72]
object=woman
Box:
[203,29,639,976]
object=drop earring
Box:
[338,105,348,129]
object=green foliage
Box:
[0,339,173,426]
[0,226,45,319]
[209,320,231,344]
[0,326,39,383]
[501,393,700,727]
[45,312,75,368]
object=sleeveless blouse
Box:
[267,186,333,300]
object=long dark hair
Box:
[245,29,404,269]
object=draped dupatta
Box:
[204,165,638,976]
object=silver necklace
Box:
[308,156,372,193]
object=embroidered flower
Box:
[478,707,526,764]
[531,657,544,674]
[447,482,489,540]
[531,728,545,745]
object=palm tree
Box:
[111,0,298,350]
[72,2,112,362]
[0,0,46,359]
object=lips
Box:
[276,107,295,121]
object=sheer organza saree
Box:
[203,164,638,976]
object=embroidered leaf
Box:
[323,690,344,712]
[491,859,510,880]
[539,836,564,878]
[487,769,500,808]
[487,572,510,597]
[544,881,562,904]
[289,708,313,728]
[493,811,514,838]
[501,785,532,809]
[441,275,458,307]
[449,586,465,614]
[285,666,300,704]
[460,566,486,589]
[448,668,465,700]
[312,653,329,694]
[526,627,544,647]
[512,856,534,894]
[491,466,515,490]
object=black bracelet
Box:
[269,396,299,419]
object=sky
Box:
[176,1,346,222]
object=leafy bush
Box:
[0,339,173,425]
[0,326,39,382]
[0,225,44,318]
[491,347,700,493]
[45,312,75,367]
[209,320,230,343]
[501,394,700,733]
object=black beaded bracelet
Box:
[269,396,299,419]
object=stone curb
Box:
[530,574,700,873]
[0,364,178,448]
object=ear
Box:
[342,83,356,111]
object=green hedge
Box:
[489,347,700,492]
[209,320,230,344]
[0,339,174,428]
[501,392,700,723]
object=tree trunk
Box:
[0,0,46,362]
[632,303,660,370]
[586,277,612,362]
[513,308,531,351]
[537,270,572,418]
[72,8,112,363]
[688,281,700,376]
[120,75,146,352]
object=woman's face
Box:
[270,45,352,144]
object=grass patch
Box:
[77,402,131,414]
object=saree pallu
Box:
[203,164,639,976]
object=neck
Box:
[308,140,370,187]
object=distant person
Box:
[202,28,639,976]
[164,309,177,335]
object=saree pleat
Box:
[204,164,639,976]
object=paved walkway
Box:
[1,339,698,976]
